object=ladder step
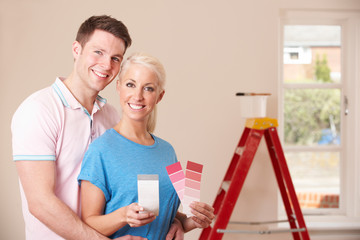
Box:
[235,146,243,156]
[221,181,230,192]
[216,228,306,234]
[229,219,290,225]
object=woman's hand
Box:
[176,202,215,232]
[189,201,215,228]
[125,203,156,227]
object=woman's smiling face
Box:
[117,63,164,123]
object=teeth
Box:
[93,70,108,78]
[129,104,144,110]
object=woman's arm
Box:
[80,180,156,236]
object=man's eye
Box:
[112,57,120,62]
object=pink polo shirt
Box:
[11,77,120,240]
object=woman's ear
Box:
[116,80,121,94]
[156,90,165,104]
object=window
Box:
[279,10,360,223]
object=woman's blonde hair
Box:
[118,52,166,133]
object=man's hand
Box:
[189,201,215,228]
[166,217,184,240]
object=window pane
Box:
[283,25,341,83]
[283,24,343,212]
[284,88,341,146]
[285,151,340,209]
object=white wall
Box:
[1,0,359,239]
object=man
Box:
[12,15,146,240]
[12,15,213,240]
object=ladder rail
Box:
[264,129,302,240]
[267,127,311,240]
[212,127,251,215]
[223,127,251,182]
[207,129,264,239]
[199,127,253,239]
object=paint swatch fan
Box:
[166,161,203,216]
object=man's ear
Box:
[157,90,165,104]
[72,41,82,59]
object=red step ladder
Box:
[199,117,310,240]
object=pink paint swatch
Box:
[183,161,203,216]
[166,161,203,217]
[166,162,185,201]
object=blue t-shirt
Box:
[78,128,180,239]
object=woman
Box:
[78,53,213,239]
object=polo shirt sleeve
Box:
[11,96,58,161]
[78,144,110,202]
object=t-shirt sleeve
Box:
[11,97,58,161]
[78,145,110,201]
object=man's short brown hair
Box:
[76,15,132,49]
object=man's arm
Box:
[16,161,148,240]
[165,217,184,240]
[16,160,110,240]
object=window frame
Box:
[278,9,360,226]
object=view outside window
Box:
[283,25,341,209]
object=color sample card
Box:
[137,174,159,216]
[166,161,203,217]
[166,162,185,201]
[183,161,203,216]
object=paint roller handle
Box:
[236,92,271,96]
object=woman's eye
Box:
[144,86,154,92]
[126,82,135,88]
[95,50,102,55]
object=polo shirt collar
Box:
[52,77,107,111]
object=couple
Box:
[11,15,214,240]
